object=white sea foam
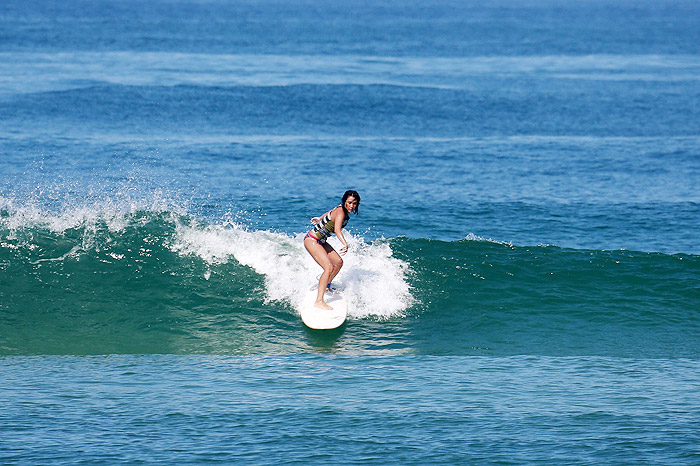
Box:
[463,232,514,247]
[170,221,414,320]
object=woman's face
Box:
[344,195,358,213]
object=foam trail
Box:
[171,222,414,319]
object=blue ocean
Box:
[2,0,700,463]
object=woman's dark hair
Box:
[342,190,361,215]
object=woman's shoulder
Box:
[331,205,345,218]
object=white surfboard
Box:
[300,287,348,329]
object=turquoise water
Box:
[1,0,700,463]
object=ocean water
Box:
[1,0,699,464]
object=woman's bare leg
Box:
[304,237,335,309]
[326,249,343,285]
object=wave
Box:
[5,79,700,139]
[0,202,414,354]
[1,203,698,357]
[3,52,698,97]
[0,201,412,314]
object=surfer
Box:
[304,190,360,310]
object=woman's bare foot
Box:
[314,300,333,310]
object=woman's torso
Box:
[309,206,348,242]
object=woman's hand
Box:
[332,208,349,255]
[311,217,320,224]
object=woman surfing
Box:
[304,190,360,310]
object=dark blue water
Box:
[1,0,699,463]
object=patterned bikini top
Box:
[311,206,349,242]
